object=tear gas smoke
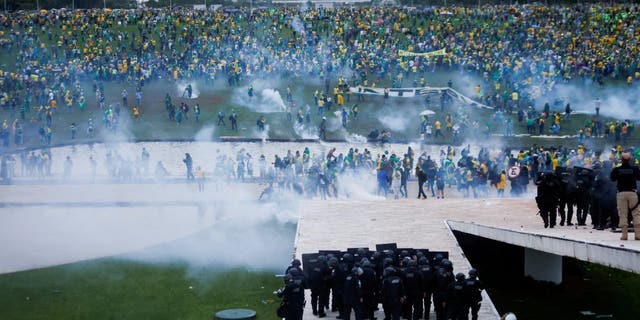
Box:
[542,82,640,120]
[175,81,200,99]
[231,87,287,113]
[378,112,412,132]
[123,200,298,272]
[261,89,288,112]
[293,122,320,139]
[194,125,216,142]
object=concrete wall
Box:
[447,221,640,275]
[524,248,563,284]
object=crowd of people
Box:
[0,4,640,148]
[1,4,639,97]
[276,249,483,320]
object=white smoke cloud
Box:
[231,86,287,113]
[175,81,200,99]
[378,110,412,132]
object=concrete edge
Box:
[443,220,501,318]
[292,207,303,260]
[447,220,640,275]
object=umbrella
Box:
[419,109,435,116]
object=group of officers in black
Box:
[535,152,640,241]
[275,248,484,320]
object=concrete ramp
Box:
[294,199,500,319]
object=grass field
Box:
[0,259,282,320]
[0,216,296,320]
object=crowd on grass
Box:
[0,4,640,147]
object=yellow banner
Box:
[398,48,446,57]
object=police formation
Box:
[535,152,640,241]
[275,248,484,320]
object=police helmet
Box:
[317,255,327,263]
[383,267,396,277]
[287,268,300,277]
[407,259,417,267]
[291,259,302,267]
[441,259,453,271]
[455,273,466,281]
[352,267,364,276]
[372,251,382,259]
[383,257,394,267]
[342,253,354,262]
[328,257,339,267]
[361,259,373,268]
[418,257,429,266]
[469,268,478,277]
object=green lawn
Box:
[0,259,283,320]
[8,71,632,152]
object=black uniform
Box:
[277,276,306,320]
[343,269,364,320]
[329,259,347,317]
[308,258,330,316]
[433,266,454,320]
[535,171,562,228]
[381,269,405,320]
[445,275,468,320]
[464,275,484,320]
[591,164,617,230]
[360,262,378,319]
[401,263,424,319]
[575,167,594,225]
[557,167,577,226]
[419,260,436,320]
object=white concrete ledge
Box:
[447,220,640,275]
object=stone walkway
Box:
[294,199,501,319]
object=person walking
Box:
[416,166,428,199]
[195,166,205,191]
[183,153,194,180]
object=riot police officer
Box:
[433,259,454,320]
[329,257,346,317]
[535,170,562,228]
[359,259,378,319]
[401,259,424,319]
[381,267,405,320]
[575,167,595,226]
[276,271,306,320]
[445,273,468,320]
[556,167,577,226]
[419,257,436,320]
[309,255,330,317]
[465,268,484,320]
[343,267,365,320]
[591,162,617,230]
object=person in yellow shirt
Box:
[552,154,559,171]
[497,170,507,197]
[434,120,443,138]
[132,105,140,121]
